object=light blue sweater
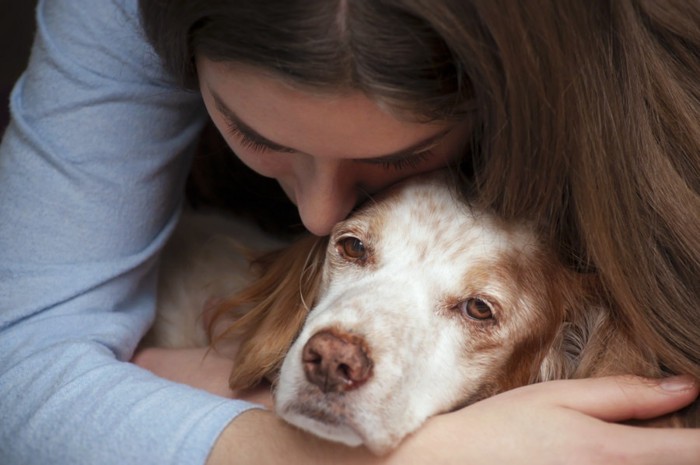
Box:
[0,1,258,463]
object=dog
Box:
[146,171,696,455]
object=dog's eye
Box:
[461,298,494,320]
[337,236,367,261]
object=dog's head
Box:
[272,172,599,453]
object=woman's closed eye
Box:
[226,117,437,171]
[224,119,296,154]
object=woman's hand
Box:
[394,375,699,465]
[208,375,699,465]
[132,347,273,408]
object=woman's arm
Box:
[209,376,700,465]
[136,348,700,464]
[0,1,257,464]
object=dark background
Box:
[1,0,39,132]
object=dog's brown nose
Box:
[302,329,373,393]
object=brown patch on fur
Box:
[451,237,604,397]
[479,243,699,427]
[207,234,328,391]
[495,246,573,390]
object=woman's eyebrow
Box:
[210,90,451,161]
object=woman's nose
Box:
[295,161,359,236]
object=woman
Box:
[0,1,698,464]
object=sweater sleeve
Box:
[0,1,258,464]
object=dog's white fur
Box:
[145,209,287,349]
[273,173,590,453]
[150,172,668,454]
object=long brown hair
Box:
[429,1,700,378]
[139,0,700,378]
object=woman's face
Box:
[197,58,472,236]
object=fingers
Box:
[441,376,699,465]
[519,375,698,423]
[609,422,700,465]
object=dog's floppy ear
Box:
[535,271,611,382]
[536,276,699,427]
[537,272,663,382]
[208,234,328,391]
[536,302,609,382]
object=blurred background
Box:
[1,0,38,132]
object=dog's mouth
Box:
[277,398,366,447]
[275,388,400,455]
[296,403,345,425]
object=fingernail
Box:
[660,375,696,392]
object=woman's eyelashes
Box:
[372,151,434,171]
[224,119,295,154]
[224,118,435,171]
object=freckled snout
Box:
[302,329,373,393]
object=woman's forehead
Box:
[198,58,458,160]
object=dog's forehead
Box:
[344,176,521,259]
